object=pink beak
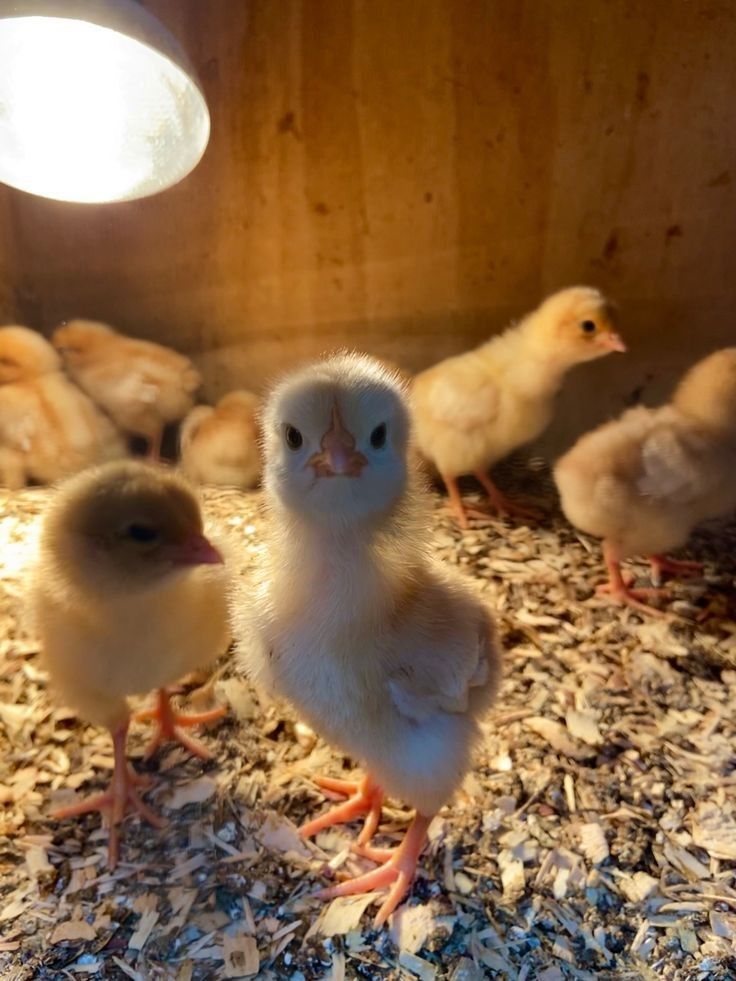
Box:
[600,331,627,353]
[161,533,223,567]
[309,406,367,477]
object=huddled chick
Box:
[31,461,230,867]
[179,390,261,489]
[52,319,201,459]
[0,325,126,488]
[555,348,736,616]
[411,286,626,527]
[239,353,501,925]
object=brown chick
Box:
[239,353,501,925]
[31,460,230,866]
[179,390,261,488]
[554,348,736,616]
[0,327,126,488]
[52,319,201,459]
[410,287,626,527]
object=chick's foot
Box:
[136,687,226,761]
[52,723,165,869]
[474,471,542,522]
[317,813,431,927]
[300,774,383,845]
[649,554,703,587]
[595,579,671,618]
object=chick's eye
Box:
[125,523,159,543]
[580,320,596,334]
[284,425,303,450]
[370,423,387,449]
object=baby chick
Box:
[180,390,261,489]
[555,348,736,616]
[411,287,626,527]
[31,461,230,866]
[240,353,501,925]
[0,327,126,488]
[52,319,201,459]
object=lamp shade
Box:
[0,0,210,203]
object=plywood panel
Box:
[1,0,734,453]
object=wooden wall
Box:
[0,0,734,455]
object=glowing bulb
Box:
[0,3,209,202]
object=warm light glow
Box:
[0,14,209,203]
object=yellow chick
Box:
[555,348,736,616]
[239,353,501,925]
[411,287,626,527]
[179,390,261,488]
[52,319,201,459]
[0,327,126,488]
[31,461,230,866]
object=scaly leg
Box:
[135,688,226,761]
[474,471,542,521]
[53,721,165,869]
[596,542,670,618]
[300,774,383,845]
[440,473,497,529]
[146,426,164,461]
[649,554,703,587]
[317,812,432,927]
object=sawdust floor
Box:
[0,476,735,981]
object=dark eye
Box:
[284,425,303,450]
[580,320,596,334]
[370,423,387,449]
[125,523,159,543]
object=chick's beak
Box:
[599,330,627,353]
[309,406,367,477]
[160,533,223,567]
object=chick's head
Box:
[263,353,410,525]
[48,461,222,593]
[672,347,736,433]
[52,320,115,365]
[528,286,626,366]
[0,326,61,383]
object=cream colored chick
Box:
[0,328,126,488]
[180,390,261,488]
[240,353,501,925]
[411,287,626,527]
[555,348,736,616]
[52,319,201,459]
[31,461,230,866]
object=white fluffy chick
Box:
[52,319,201,459]
[555,348,736,616]
[179,390,261,488]
[0,327,126,488]
[31,461,230,866]
[240,352,501,925]
[411,286,626,527]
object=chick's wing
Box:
[419,360,499,432]
[637,425,713,504]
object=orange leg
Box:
[53,721,165,869]
[300,774,384,844]
[317,812,432,927]
[135,688,226,761]
[474,471,542,521]
[596,542,670,618]
[649,554,703,587]
[440,473,497,529]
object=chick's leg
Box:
[649,554,703,587]
[53,720,165,869]
[318,812,431,927]
[145,426,164,461]
[473,471,542,521]
[300,774,383,845]
[440,474,494,529]
[136,688,226,761]
[596,542,670,618]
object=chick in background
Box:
[240,353,501,925]
[52,319,201,460]
[0,325,126,488]
[31,461,230,867]
[410,286,626,528]
[555,348,736,616]
[180,390,261,489]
